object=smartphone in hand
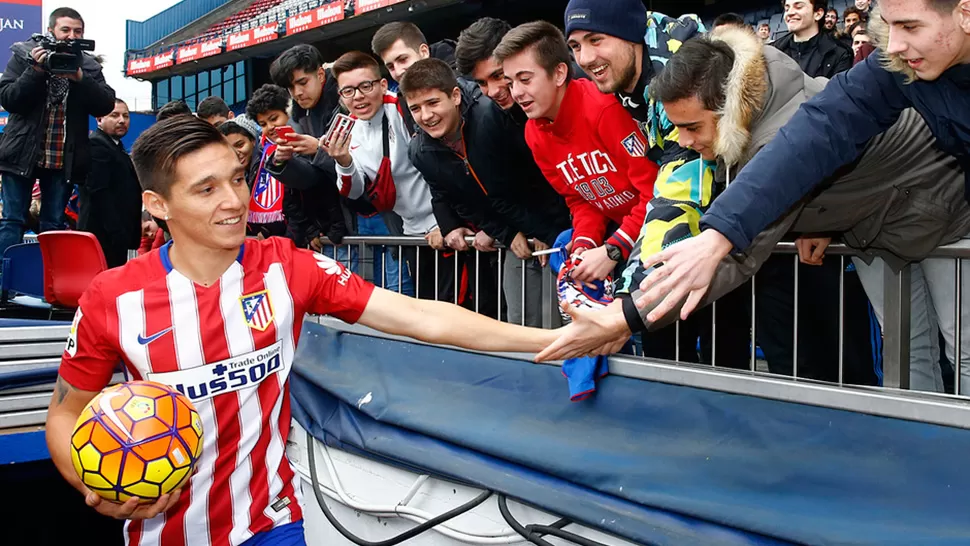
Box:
[323,114,355,148]
[273,126,295,143]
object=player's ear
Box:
[143,191,170,222]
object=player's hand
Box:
[287,133,319,156]
[425,227,445,250]
[85,488,181,520]
[571,245,616,282]
[444,227,474,251]
[273,145,294,164]
[637,229,733,322]
[795,236,830,266]
[532,238,550,267]
[320,127,352,168]
[509,232,532,260]
[535,301,630,362]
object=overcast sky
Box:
[42,0,183,111]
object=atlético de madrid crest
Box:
[240,290,275,331]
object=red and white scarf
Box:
[248,136,285,224]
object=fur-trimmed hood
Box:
[868,5,920,82]
[709,25,826,168]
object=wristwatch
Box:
[604,243,624,262]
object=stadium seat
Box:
[37,231,107,310]
[0,243,45,306]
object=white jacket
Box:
[335,94,437,235]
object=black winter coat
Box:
[409,82,570,246]
[771,31,853,79]
[0,36,116,182]
[77,129,142,260]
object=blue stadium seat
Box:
[0,243,47,307]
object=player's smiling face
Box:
[151,143,250,250]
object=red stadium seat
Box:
[38,231,108,309]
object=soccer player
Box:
[45,116,567,545]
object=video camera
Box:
[31,34,95,75]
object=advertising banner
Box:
[227,23,277,52]
[126,56,153,76]
[177,38,222,64]
[0,0,43,69]
[152,50,175,71]
[286,1,344,35]
[354,0,406,16]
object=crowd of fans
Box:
[2,0,969,394]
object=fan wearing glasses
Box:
[321,51,469,303]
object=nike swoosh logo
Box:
[137,327,173,345]
[99,391,133,440]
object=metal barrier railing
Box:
[317,236,970,400]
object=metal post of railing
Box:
[750,276,757,372]
[434,249,440,302]
[359,240,367,282]
[521,256,527,326]
[415,248,421,299]
[675,320,681,362]
[453,251,459,305]
[397,246,403,294]
[497,249,504,321]
[882,263,912,390]
[793,255,799,379]
[954,259,962,396]
[541,264,555,329]
[838,255,845,386]
[474,250,480,314]
[711,300,717,367]
[381,247,387,289]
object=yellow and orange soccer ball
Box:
[70,381,204,503]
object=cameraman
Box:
[0,7,116,255]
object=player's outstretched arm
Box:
[357,287,559,354]
[45,375,180,520]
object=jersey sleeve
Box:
[599,102,659,259]
[287,243,375,323]
[58,283,123,392]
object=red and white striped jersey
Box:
[59,237,375,546]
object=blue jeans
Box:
[0,169,72,255]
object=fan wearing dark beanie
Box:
[564,1,751,367]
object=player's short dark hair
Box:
[712,13,746,28]
[197,96,231,120]
[49,7,83,30]
[156,100,192,121]
[371,21,427,58]
[398,58,459,99]
[493,21,572,83]
[930,0,962,11]
[218,121,255,141]
[270,44,324,88]
[332,51,382,81]
[132,115,227,198]
[650,35,733,113]
[455,17,512,77]
[245,84,290,119]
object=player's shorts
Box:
[241,520,306,546]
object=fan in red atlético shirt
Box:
[494,21,659,283]
[45,116,573,546]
